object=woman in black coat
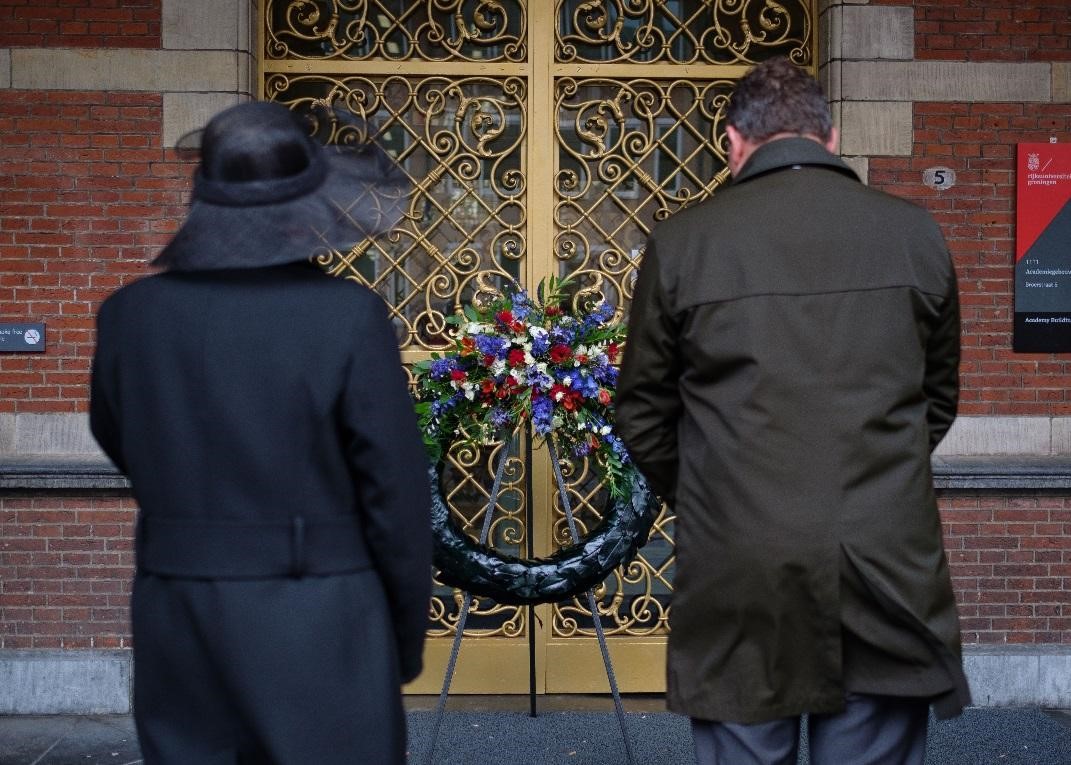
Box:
[90,102,431,765]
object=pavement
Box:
[0,699,1069,764]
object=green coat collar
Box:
[733,136,860,185]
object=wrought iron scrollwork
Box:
[554,77,734,317]
[266,73,527,351]
[556,0,811,65]
[266,0,527,61]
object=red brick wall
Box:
[872,0,1071,62]
[942,494,1071,644]
[0,90,189,414]
[867,103,1071,416]
[0,0,161,49]
[1,0,1070,655]
[860,0,1071,417]
[2,493,1064,648]
[0,495,136,649]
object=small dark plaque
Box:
[0,323,46,353]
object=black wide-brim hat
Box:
[155,101,408,272]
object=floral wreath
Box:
[414,277,660,605]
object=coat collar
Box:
[732,136,860,185]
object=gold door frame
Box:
[260,0,817,694]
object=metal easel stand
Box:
[421,436,636,765]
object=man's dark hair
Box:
[725,57,833,142]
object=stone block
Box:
[842,61,1051,102]
[0,49,10,89]
[1051,417,1071,453]
[839,101,913,157]
[12,49,241,92]
[10,413,100,456]
[240,0,256,54]
[1054,63,1071,104]
[0,413,14,453]
[163,0,239,51]
[841,5,913,60]
[819,5,841,63]
[840,155,868,185]
[163,91,245,147]
[0,651,131,715]
[238,50,254,96]
[820,58,843,102]
[934,416,1051,457]
[963,647,1071,708]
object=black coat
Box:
[91,261,432,763]
[617,138,969,724]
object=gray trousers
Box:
[691,694,929,765]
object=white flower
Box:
[491,359,507,375]
[529,326,548,339]
[562,375,573,386]
[524,351,535,365]
[552,415,564,429]
[600,425,612,435]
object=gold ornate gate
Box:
[260,0,816,693]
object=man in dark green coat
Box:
[616,58,969,764]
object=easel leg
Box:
[547,440,636,765]
[423,591,474,765]
[585,589,636,765]
[422,441,513,765]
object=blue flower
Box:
[532,396,554,435]
[475,333,509,359]
[511,291,532,321]
[594,364,618,385]
[489,407,511,429]
[530,333,550,357]
[430,357,458,379]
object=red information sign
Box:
[1015,143,1071,352]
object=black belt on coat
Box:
[136,514,371,579]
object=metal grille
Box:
[262,0,816,690]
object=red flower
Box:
[509,319,526,333]
[460,337,477,356]
[450,369,467,382]
[575,353,589,365]
[482,354,496,367]
[550,384,581,412]
[598,388,611,405]
[549,344,572,363]
[507,348,526,367]
[545,305,561,317]
[607,342,619,363]
[496,310,514,327]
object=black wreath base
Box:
[429,462,661,606]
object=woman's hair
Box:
[724,57,833,142]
